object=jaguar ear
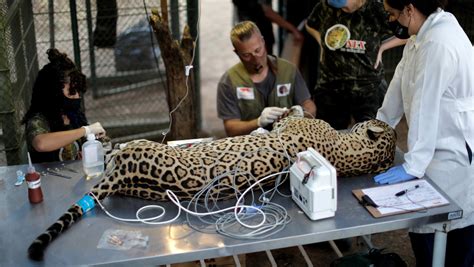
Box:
[367,126,384,140]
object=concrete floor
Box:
[198,0,235,139]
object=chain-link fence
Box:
[0,0,200,166]
[0,0,38,166]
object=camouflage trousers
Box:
[313,79,387,130]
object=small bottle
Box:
[82,134,104,180]
[26,152,43,204]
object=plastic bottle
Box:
[82,134,104,180]
[26,152,43,204]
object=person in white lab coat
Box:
[373,0,474,266]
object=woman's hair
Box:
[22,49,87,130]
[385,0,448,16]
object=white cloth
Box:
[250,127,270,135]
[377,10,474,232]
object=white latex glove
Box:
[83,122,105,137]
[257,107,287,127]
[290,105,304,117]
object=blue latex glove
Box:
[374,165,416,184]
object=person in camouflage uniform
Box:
[26,115,82,162]
[22,49,106,163]
[305,0,406,129]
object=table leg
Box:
[361,235,374,250]
[328,240,343,258]
[265,250,277,267]
[232,254,242,267]
[432,223,448,267]
[298,245,314,267]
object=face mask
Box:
[389,20,410,39]
[62,97,81,111]
[328,0,347,8]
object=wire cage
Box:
[0,0,200,166]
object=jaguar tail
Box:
[27,188,110,261]
[28,151,120,261]
[27,204,84,261]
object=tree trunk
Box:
[148,1,196,140]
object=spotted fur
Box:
[28,115,396,260]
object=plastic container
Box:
[26,152,43,203]
[82,134,104,180]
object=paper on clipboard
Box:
[353,179,449,218]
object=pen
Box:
[395,184,420,197]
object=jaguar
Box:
[27,113,396,261]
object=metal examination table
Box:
[0,157,462,266]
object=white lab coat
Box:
[377,10,474,232]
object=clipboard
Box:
[353,179,450,218]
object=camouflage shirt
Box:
[307,0,392,87]
[26,114,82,163]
